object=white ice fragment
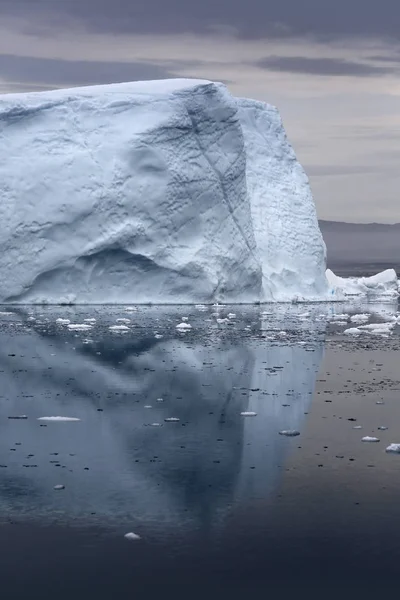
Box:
[116,318,131,323]
[378,426,388,431]
[353,425,363,429]
[279,430,300,437]
[37,416,81,422]
[109,325,130,332]
[240,411,257,417]
[361,436,380,442]
[144,405,152,409]
[176,323,192,330]
[56,318,71,325]
[84,318,97,323]
[164,417,180,422]
[181,316,189,321]
[67,324,92,331]
[124,532,141,541]
[53,485,65,490]
[386,444,400,454]
[344,328,361,335]
[125,307,138,312]
[228,313,236,319]
[154,334,163,339]
[350,314,370,323]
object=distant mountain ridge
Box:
[318,220,400,275]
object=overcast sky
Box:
[1,0,400,222]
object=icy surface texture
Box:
[0,79,328,304]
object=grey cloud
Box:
[0,54,182,88]
[3,0,400,41]
[256,56,395,77]
[305,165,378,177]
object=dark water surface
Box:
[1,303,400,597]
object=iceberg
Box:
[326,268,399,299]
[0,79,328,304]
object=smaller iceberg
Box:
[326,268,399,299]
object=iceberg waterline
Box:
[0,78,397,304]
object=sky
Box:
[1,0,400,223]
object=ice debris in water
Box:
[176,323,192,330]
[378,426,388,431]
[56,318,71,325]
[344,328,361,335]
[386,444,400,454]
[84,318,96,323]
[109,325,130,332]
[350,314,370,323]
[362,436,380,443]
[67,324,92,331]
[279,430,300,437]
[164,417,180,422]
[37,416,81,422]
[53,485,65,490]
[124,532,141,541]
[240,411,257,417]
[116,318,131,323]
[353,425,363,429]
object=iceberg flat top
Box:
[0,78,328,304]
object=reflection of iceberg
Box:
[0,308,323,535]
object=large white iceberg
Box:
[0,79,328,304]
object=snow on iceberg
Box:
[326,268,399,299]
[0,79,328,304]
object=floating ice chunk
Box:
[154,334,163,339]
[330,313,349,321]
[156,398,164,403]
[344,328,361,335]
[124,532,141,541]
[56,318,71,325]
[125,307,138,312]
[53,485,65,490]
[181,316,189,321]
[37,416,81,422]
[362,436,380,442]
[327,269,399,298]
[216,318,229,324]
[144,405,152,409]
[386,444,400,454]
[240,411,257,417]
[116,318,131,323]
[164,417,180,422]
[67,324,92,331]
[150,423,162,427]
[0,311,14,316]
[176,323,192,330]
[228,313,236,319]
[350,314,370,323]
[8,415,28,420]
[109,325,130,332]
[353,425,363,429]
[378,426,388,431]
[84,318,97,323]
[279,430,300,437]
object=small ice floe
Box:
[53,485,65,491]
[181,316,189,321]
[228,313,236,319]
[344,327,361,335]
[109,325,130,332]
[195,304,207,309]
[150,423,162,427]
[386,443,400,454]
[56,318,71,325]
[330,313,350,321]
[154,334,163,339]
[124,532,141,541]
[176,322,192,330]
[353,425,363,429]
[37,416,81,422]
[67,324,92,331]
[240,411,257,417]
[376,401,384,405]
[156,398,164,403]
[0,311,14,316]
[350,314,370,324]
[125,307,138,312]
[84,318,97,324]
[144,405,152,409]
[278,331,287,336]
[298,312,310,318]
[216,318,229,324]
[279,430,300,437]
[362,436,380,443]
[378,426,388,431]
[116,318,131,324]
[164,417,180,422]
[8,415,28,420]
[358,323,395,335]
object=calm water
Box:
[1,303,400,597]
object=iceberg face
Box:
[0,79,328,304]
